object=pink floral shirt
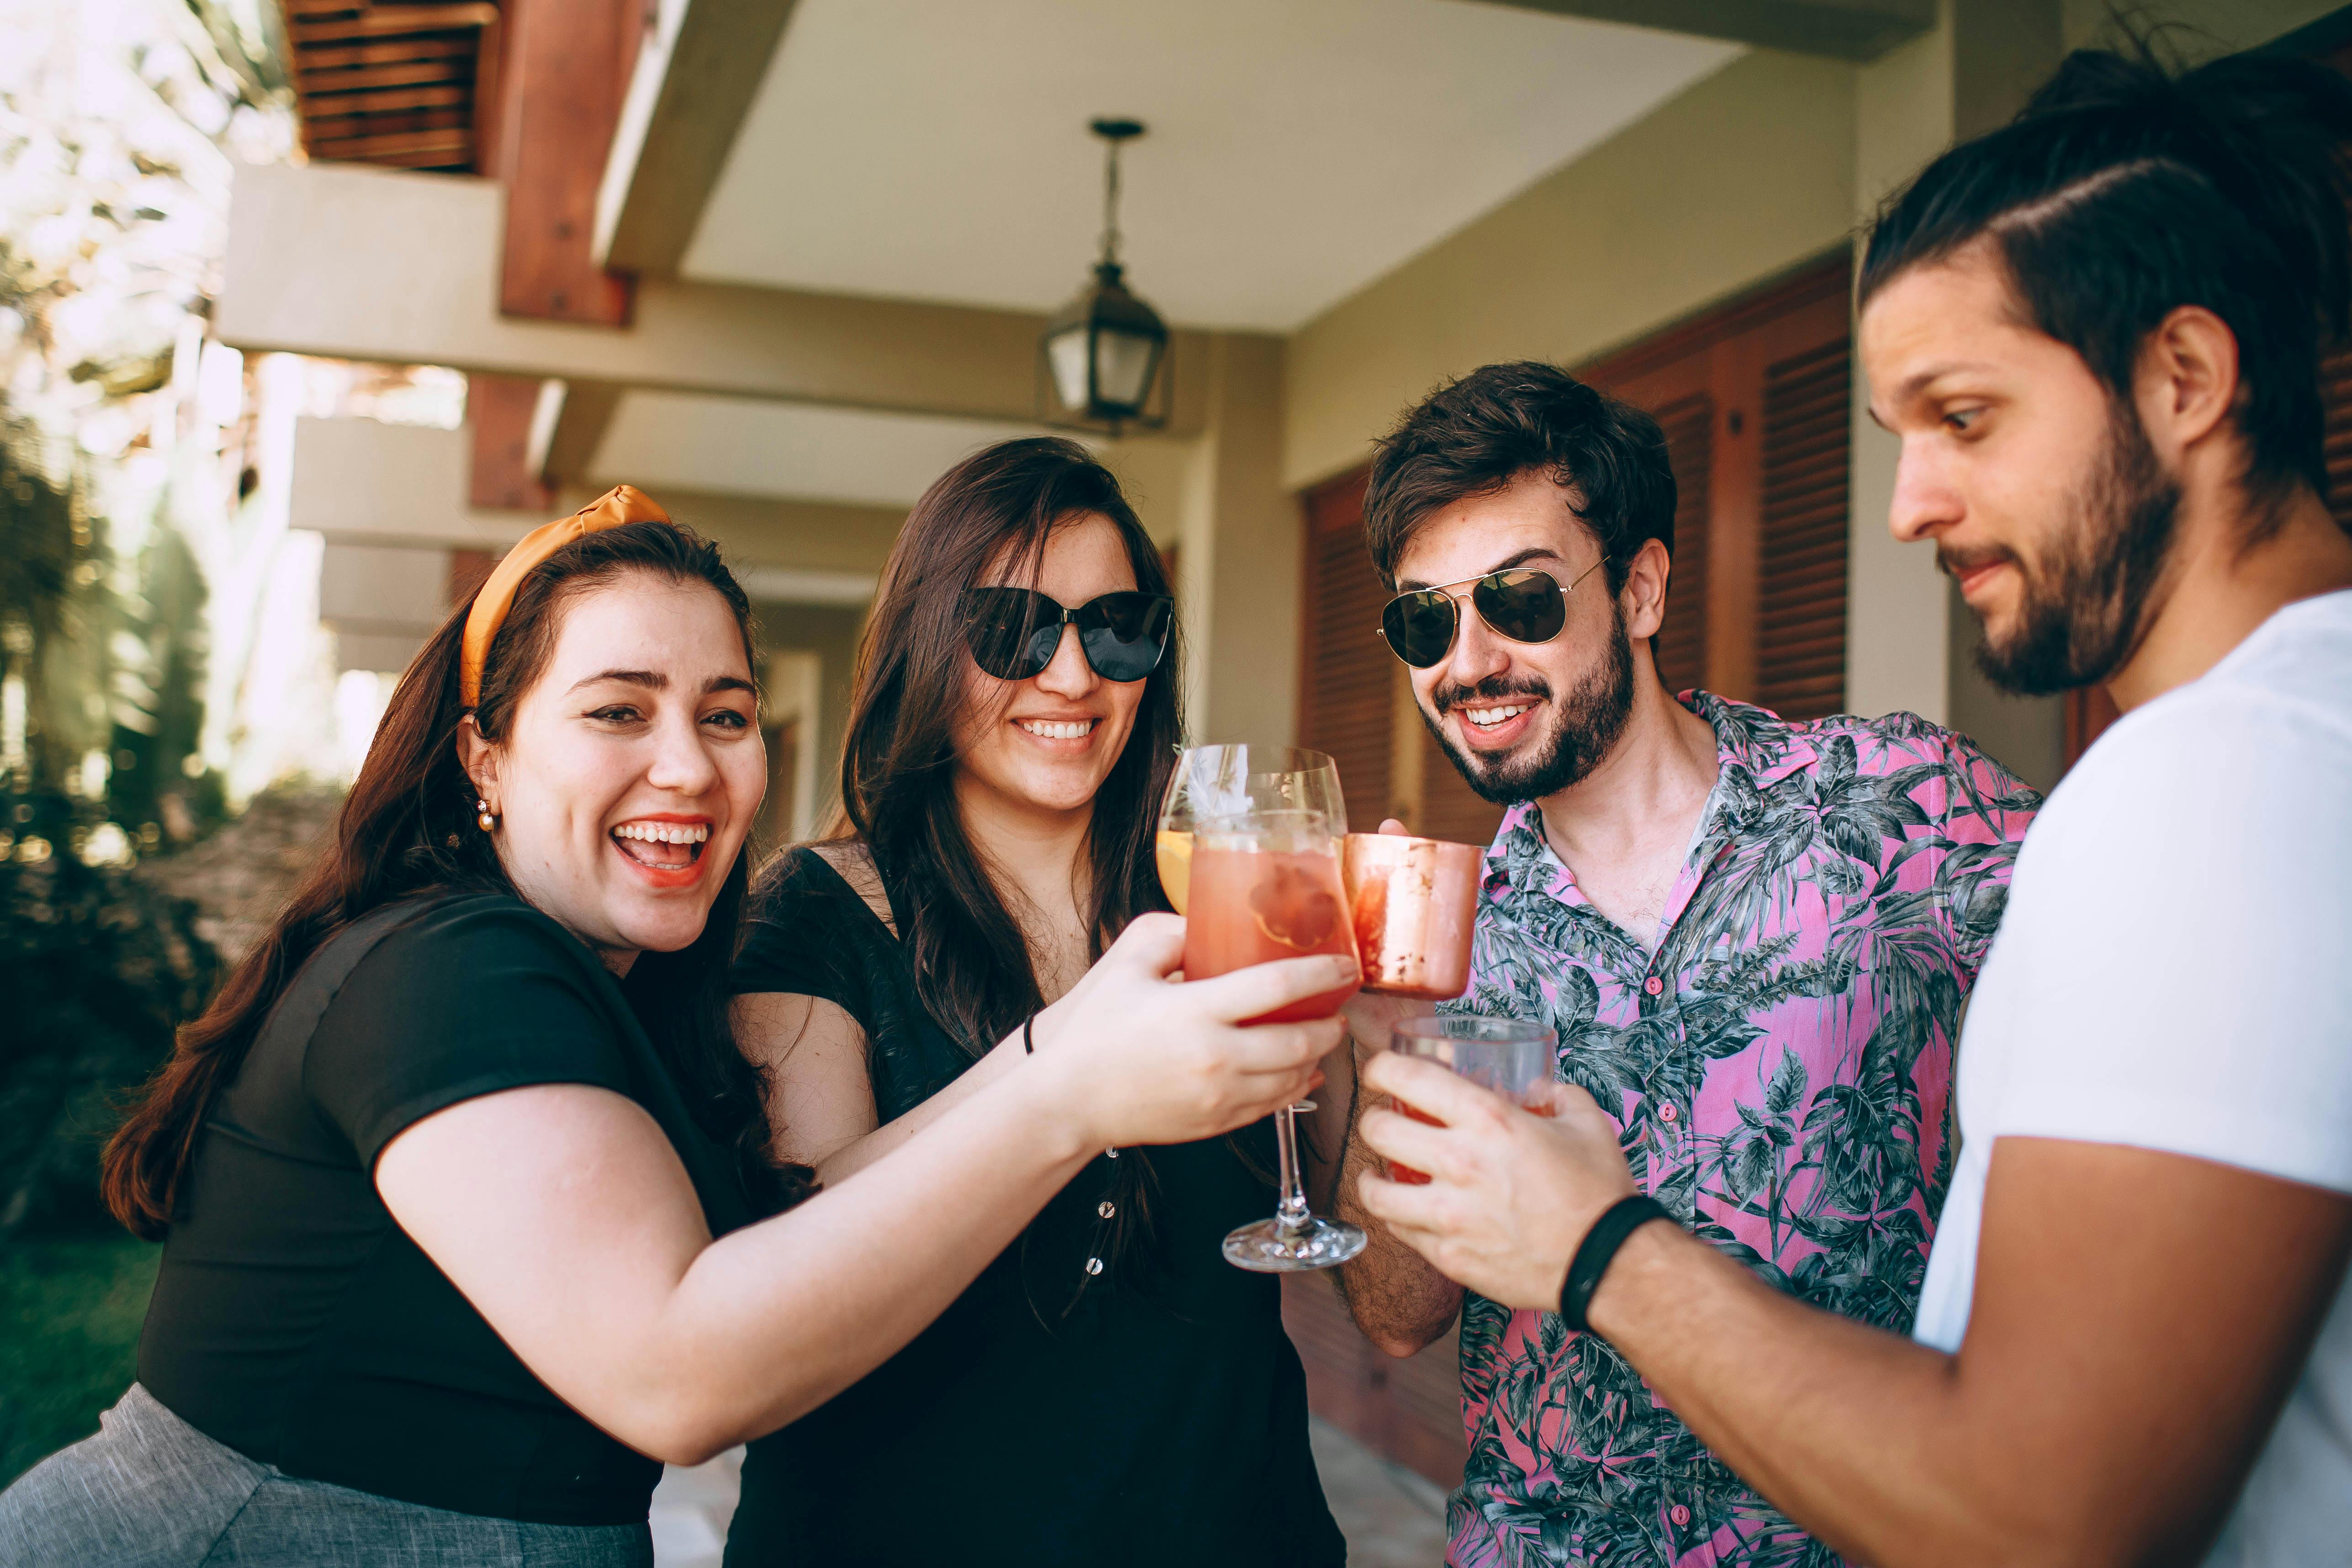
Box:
[1447,694,2036,1567]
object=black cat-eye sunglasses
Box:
[960,587,1176,683]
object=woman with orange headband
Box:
[0,492,1351,1567]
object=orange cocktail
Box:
[1181,829,1358,1022]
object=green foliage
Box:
[0,1234,159,1486]
[0,827,218,1237]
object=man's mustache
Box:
[1432,674,1551,717]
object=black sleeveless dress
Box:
[723,848,1344,1568]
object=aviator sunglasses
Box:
[1377,559,1605,668]
[961,587,1176,683]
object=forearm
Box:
[1334,1107,1462,1354]
[808,1032,1027,1186]
[657,1063,1093,1452]
[1589,1224,2018,1568]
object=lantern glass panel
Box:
[1094,327,1161,412]
[1046,325,1093,412]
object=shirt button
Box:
[1643,976,1664,996]
[1097,1201,1116,1219]
[1658,1103,1679,1125]
[1670,1504,1691,1527]
[1106,1148,1120,1159]
[1085,1257,1104,1276]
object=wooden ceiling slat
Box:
[293,4,496,44]
[308,126,474,159]
[286,0,366,14]
[300,59,466,93]
[298,82,467,115]
[298,34,477,70]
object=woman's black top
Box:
[724,848,1344,1568]
[137,893,752,1526]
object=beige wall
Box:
[1282,48,1857,491]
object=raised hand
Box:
[1029,912,1354,1150]
[1353,1048,1636,1311]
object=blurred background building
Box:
[6,0,2351,1546]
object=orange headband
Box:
[460,484,672,707]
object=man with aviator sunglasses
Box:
[1326,361,2037,1566]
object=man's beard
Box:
[1951,400,2182,697]
[1424,601,1637,805]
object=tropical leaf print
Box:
[1445,694,2035,1567]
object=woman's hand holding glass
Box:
[1024,912,1355,1150]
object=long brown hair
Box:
[818,436,1181,1293]
[104,521,805,1239]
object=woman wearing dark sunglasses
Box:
[722,438,1348,1568]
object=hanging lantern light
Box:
[1038,117,1170,435]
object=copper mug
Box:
[1341,832,1483,999]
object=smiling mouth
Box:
[611,820,709,871]
[1463,704,1532,730]
[1016,718,1097,740]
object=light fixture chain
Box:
[1099,136,1123,269]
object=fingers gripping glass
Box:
[962,588,1175,683]
[1377,560,1605,669]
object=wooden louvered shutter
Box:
[1583,256,1853,716]
[1753,337,1851,720]
[1295,471,1392,829]
[1652,393,1713,697]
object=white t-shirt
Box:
[1913,588,2352,1567]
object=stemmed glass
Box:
[1160,746,1369,1272]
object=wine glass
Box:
[1162,746,1368,1272]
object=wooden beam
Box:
[293,5,496,44]
[1467,0,1931,61]
[598,0,804,277]
[467,374,556,511]
[497,0,636,326]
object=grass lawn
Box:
[0,1233,159,1487]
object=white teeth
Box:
[1466,705,1531,726]
[1017,719,1096,740]
[611,822,710,844]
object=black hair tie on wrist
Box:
[1559,1194,1671,1334]
[1022,1015,1037,1055]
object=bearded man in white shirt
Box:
[1354,42,2352,1568]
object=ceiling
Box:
[588,392,1050,509]
[680,0,1741,332]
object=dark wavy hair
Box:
[103,519,807,1239]
[1361,360,1677,593]
[1860,39,2352,525]
[810,435,1181,1299]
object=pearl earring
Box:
[477,797,497,832]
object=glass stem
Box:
[1273,1104,1311,1233]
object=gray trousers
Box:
[0,1385,653,1568]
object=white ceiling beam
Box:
[1470,0,1932,60]
[219,161,1206,431]
[594,0,805,277]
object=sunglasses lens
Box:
[1473,570,1567,645]
[1382,592,1459,668]
[1076,593,1172,682]
[963,588,1056,680]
